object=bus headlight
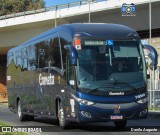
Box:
[137,97,148,104]
[78,99,95,106]
[72,94,95,106]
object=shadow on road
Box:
[66,124,130,132]
[32,117,130,132]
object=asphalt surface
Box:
[0,104,160,135]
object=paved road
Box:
[0,105,160,135]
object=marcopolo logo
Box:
[122,3,136,16]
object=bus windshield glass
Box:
[77,40,146,94]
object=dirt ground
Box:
[0,83,8,103]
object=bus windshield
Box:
[77,40,146,94]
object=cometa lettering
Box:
[39,73,54,86]
[109,92,124,95]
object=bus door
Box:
[65,54,78,118]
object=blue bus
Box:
[7,23,153,129]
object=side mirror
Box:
[64,45,78,66]
[143,44,158,70]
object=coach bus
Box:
[7,23,155,129]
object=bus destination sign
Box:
[84,41,106,46]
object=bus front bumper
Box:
[77,102,148,123]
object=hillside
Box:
[0,83,8,103]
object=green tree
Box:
[0,0,45,16]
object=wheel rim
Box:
[18,102,22,118]
[58,105,64,126]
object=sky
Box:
[45,0,79,7]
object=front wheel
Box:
[114,120,127,129]
[58,102,70,129]
[17,100,27,121]
[27,115,34,121]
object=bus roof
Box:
[8,23,139,53]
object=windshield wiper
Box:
[111,80,139,93]
[87,89,99,94]
[87,81,140,94]
[87,85,114,94]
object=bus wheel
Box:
[17,100,27,121]
[58,102,69,129]
[114,120,127,129]
[27,115,34,121]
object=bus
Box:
[7,23,151,129]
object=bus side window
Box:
[21,47,28,71]
[50,37,62,69]
[27,45,37,71]
[36,40,53,69]
[38,48,46,68]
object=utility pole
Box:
[55,6,57,27]
[149,0,152,45]
[87,0,95,23]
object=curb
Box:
[148,111,160,119]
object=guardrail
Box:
[148,89,160,109]
[148,66,160,111]
[0,0,107,20]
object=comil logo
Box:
[122,3,136,16]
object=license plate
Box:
[110,115,123,120]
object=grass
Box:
[0,121,28,135]
[149,107,160,111]
[0,121,10,126]
[0,103,8,107]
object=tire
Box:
[27,115,34,121]
[17,100,27,121]
[114,120,127,129]
[58,102,70,129]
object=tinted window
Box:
[21,47,28,71]
[50,37,61,69]
[27,45,37,71]
[35,35,62,69]
[36,41,46,68]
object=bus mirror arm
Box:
[64,45,78,66]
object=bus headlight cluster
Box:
[72,94,95,106]
[137,97,148,104]
[78,99,95,106]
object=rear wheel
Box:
[58,102,70,129]
[17,100,27,121]
[27,115,34,121]
[114,120,127,129]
